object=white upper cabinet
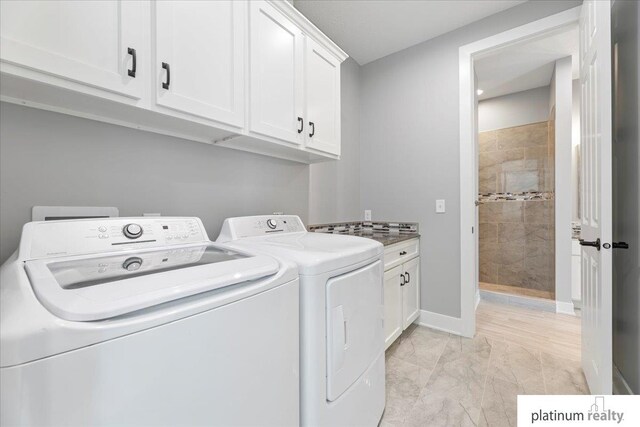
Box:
[304,38,341,156]
[154,1,245,127]
[248,1,304,145]
[0,0,146,100]
[0,1,348,163]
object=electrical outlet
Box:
[364,210,372,221]
[435,199,446,213]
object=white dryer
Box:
[0,217,299,426]
[217,215,385,427]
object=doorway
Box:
[458,6,582,338]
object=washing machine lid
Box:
[237,232,383,276]
[25,243,279,321]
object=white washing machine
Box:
[0,217,299,426]
[217,215,385,426]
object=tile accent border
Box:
[478,191,554,202]
[417,309,463,335]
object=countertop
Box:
[309,220,419,246]
[350,231,419,246]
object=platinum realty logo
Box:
[518,395,640,426]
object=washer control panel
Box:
[22,217,209,260]
[217,215,306,242]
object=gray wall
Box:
[308,58,361,224]
[612,0,640,394]
[359,0,582,318]
[478,86,551,132]
[0,102,310,263]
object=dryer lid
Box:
[233,232,383,275]
[25,244,279,321]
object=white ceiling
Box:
[293,0,527,65]
[475,25,579,100]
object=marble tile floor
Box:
[380,300,588,427]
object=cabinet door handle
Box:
[400,274,405,286]
[162,62,171,89]
[127,47,137,78]
[405,272,410,283]
[297,117,304,133]
[309,121,315,137]
[400,251,407,256]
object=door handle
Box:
[297,117,303,133]
[162,62,171,89]
[400,251,407,256]
[579,238,601,251]
[405,272,410,283]
[400,274,405,286]
[603,242,629,249]
[127,47,137,78]
[309,121,315,137]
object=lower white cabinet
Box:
[383,266,404,347]
[383,239,420,350]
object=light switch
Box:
[435,199,446,213]
[364,210,372,221]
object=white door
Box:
[249,1,304,145]
[402,257,420,329]
[304,38,341,156]
[579,0,613,395]
[154,1,245,127]
[0,0,145,99]
[384,266,403,349]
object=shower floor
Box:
[479,282,555,300]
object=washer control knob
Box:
[123,223,143,239]
[122,257,143,272]
[266,219,277,229]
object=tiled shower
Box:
[478,119,556,299]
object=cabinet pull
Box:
[400,251,407,256]
[127,47,137,78]
[297,117,304,133]
[309,121,315,137]
[162,62,171,89]
[400,274,405,287]
[405,272,410,283]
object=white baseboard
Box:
[475,289,481,310]
[418,309,463,335]
[556,300,576,315]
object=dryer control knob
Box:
[267,219,277,229]
[122,257,143,271]
[123,223,143,239]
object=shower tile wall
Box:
[479,121,555,296]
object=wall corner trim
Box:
[418,310,464,336]
[556,300,576,315]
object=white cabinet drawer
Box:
[383,238,419,271]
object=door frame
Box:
[458,6,582,337]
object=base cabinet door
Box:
[401,257,420,329]
[304,38,341,156]
[154,1,245,126]
[249,1,304,145]
[0,0,146,99]
[384,266,403,350]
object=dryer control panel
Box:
[20,217,209,260]
[217,215,306,242]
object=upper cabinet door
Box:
[154,1,245,127]
[304,38,341,156]
[249,1,304,145]
[0,0,145,99]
